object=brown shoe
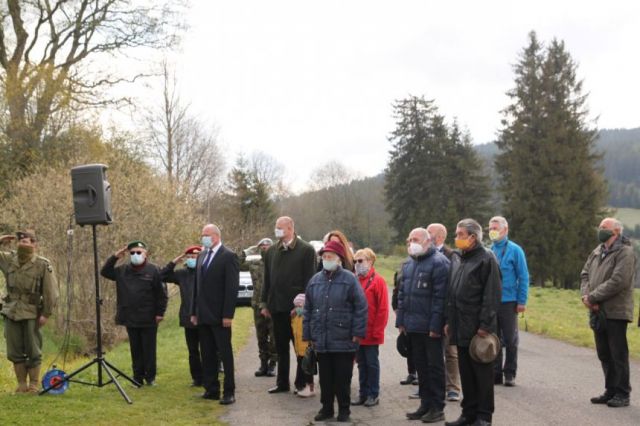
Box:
[27,365,41,393]
[13,363,28,393]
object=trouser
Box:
[594,319,631,398]
[253,306,277,364]
[406,335,416,375]
[272,312,295,388]
[317,352,354,416]
[3,317,42,367]
[495,301,519,379]
[410,333,445,411]
[458,346,494,422]
[199,324,235,396]
[126,326,158,383]
[356,344,380,398]
[184,327,203,384]
[295,355,314,389]
[444,333,461,393]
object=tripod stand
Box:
[40,224,141,403]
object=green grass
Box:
[521,287,640,358]
[0,299,253,425]
[375,254,405,286]
[613,207,640,230]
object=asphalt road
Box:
[222,299,640,425]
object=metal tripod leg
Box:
[100,359,132,404]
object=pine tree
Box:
[385,96,490,243]
[496,32,607,288]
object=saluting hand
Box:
[172,253,186,264]
[0,234,16,244]
[115,245,128,259]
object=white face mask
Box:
[274,228,285,239]
[130,253,146,265]
[323,259,339,272]
[355,262,370,277]
[407,242,425,257]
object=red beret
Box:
[319,240,346,261]
[184,245,203,255]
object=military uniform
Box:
[0,241,58,393]
[249,258,277,375]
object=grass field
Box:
[614,207,640,230]
[0,297,253,426]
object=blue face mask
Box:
[202,236,213,248]
[130,253,146,266]
[323,259,339,272]
[185,258,197,269]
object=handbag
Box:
[301,345,317,376]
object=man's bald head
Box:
[426,223,447,246]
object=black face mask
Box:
[597,229,614,244]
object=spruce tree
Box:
[496,32,607,288]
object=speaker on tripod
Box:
[40,164,140,404]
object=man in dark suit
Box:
[427,223,461,402]
[190,224,239,405]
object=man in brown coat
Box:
[580,217,637,408]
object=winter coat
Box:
[358,267,389,345]
[391,257,411,311]
[491,238,530,305]
[262,236,317,313]
[291,314,309,357]
[303,266,368,353]
[580,236,636,322]
[101,256,168,327]
[395,247,450,335]
[447,245,501,347]
[160,262,196,328]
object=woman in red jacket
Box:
[351,248,389,407]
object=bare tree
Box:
[145,61,225,198]
[249,151,288,199]
[0,0,185,172]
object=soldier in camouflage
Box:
[247,238,277,377]
[0,230,58,393]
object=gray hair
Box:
[409,227,431,243]
[602,217,624,233]
[489,216,508,230]
[457,218,483,242]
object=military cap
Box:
[16,229,37,241]
[127,240,147,250]
[184,245,202,255]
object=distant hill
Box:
[474,128,640,208]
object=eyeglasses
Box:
[354,259,367,263]
[130,251,143,255]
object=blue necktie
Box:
[202,249,214,271]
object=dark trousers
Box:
[317,352,354,416]
[295,356,314,389]
[356,345,380,398]
[272,312,295,388]
[199,324,235,396]
[406,336,416,375]
[495,301,519,379]
[184,327,203,384]
[594,319,630,398]
[458,346,494,422]
[126,326,158,383]
[410,333,445,411]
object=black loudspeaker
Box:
[71,164,113,225]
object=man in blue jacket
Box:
[397,228,450,423]
[488,216,529,387]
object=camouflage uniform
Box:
[1,246,58,392]
[249,259,277,370]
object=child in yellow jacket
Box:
[292,293,314,397]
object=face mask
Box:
[202,236,213,248]
[295,307,304,316]
[407,242,425,257]
[598,229,614,243]
[488,230,502,242]
[455,237,473,251]
[185,258,197,269]
[274,228,285,239]
[130,253,146,266]
[323,259,339,272]
[17,244,34,265]
[355,262,370,277]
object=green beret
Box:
[127,240,147,250]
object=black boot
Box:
[266,361,276,377]
[255,360,268,377]
[406,404,430,420]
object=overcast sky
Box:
[163,0,640,192]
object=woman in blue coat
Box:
[303,240,368,423]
